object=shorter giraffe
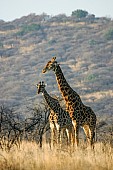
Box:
[36,81,74,149]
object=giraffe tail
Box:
[94,126,97,142]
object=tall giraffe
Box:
[36,81,74,149]
[42,57,96,148]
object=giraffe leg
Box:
[65,128,70,146]
[50,123,55,149]
[83,125,96,149]
[75,126,79,147]
[72,120,79,148]
[59,128,62,146]
[83,124,96,149]
[62,129,68,146]
[66,126,75,148]
[83,125,91,144]
[71,126,75,148]
[57,128,62,149]
[51,128,54,149]
[89,126,96,149]
[55,124,61,148]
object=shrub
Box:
[16,24,41,36]
[86,74,97,81]
[89,39,97,46]
[48,39,56,45]
[104,29,113,40]
[0,42,3,48]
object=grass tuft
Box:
[0,141,113,170]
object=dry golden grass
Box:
[0,141,112,170]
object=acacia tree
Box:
[0,102,50,150]
[71,9,88,18]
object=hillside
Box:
[0,13,113,130]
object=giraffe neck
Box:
[54,65,74,96]
[42,89,61,112]
[54,64,81,105]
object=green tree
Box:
[104,29,113,40]
[71,9,88,18]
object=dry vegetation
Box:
[0,141,113,170]
[0,13,113,170]
[0,103,113,170]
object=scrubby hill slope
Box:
[0,14,113,131]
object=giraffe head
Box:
[42,57,58,73]
[36,81,46,94]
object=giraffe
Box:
[42,57,96,148]
[36,81,74,149]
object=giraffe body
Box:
[36,81,74,149]
[42,57,96,147]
